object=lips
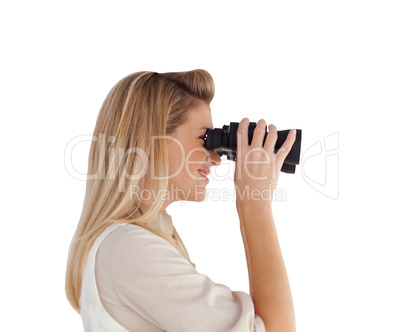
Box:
[198,169,210,181]
[197,169,210,176]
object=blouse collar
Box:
[138,203,174,237]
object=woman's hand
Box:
[234,118,296,212]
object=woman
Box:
[65,70,296,331]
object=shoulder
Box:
[97,223,194,272]
[100,223,165,247]
[100,223,176,251]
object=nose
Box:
[210,150,221,167]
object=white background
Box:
[1,1,401,331]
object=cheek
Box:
[167,142,185,173]
[167,142,206,180]
[184,148,207,172]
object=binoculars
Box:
[202,122,302,174]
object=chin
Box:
[165,182,203,201]
[178,184,207,202]
[191,184,208,201]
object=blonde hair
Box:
[65,69,215,312]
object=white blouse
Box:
[80,209,265,332]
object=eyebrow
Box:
[198,126,214,130]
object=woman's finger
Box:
[263,124,278,151]
[236,117,249,160]
[250,119,267,148]
[275,129,297,167]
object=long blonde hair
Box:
[65,69,215,312]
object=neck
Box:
[139,201,169,214]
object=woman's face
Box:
[165,100,221,205]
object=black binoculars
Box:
[202,122,302,174]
